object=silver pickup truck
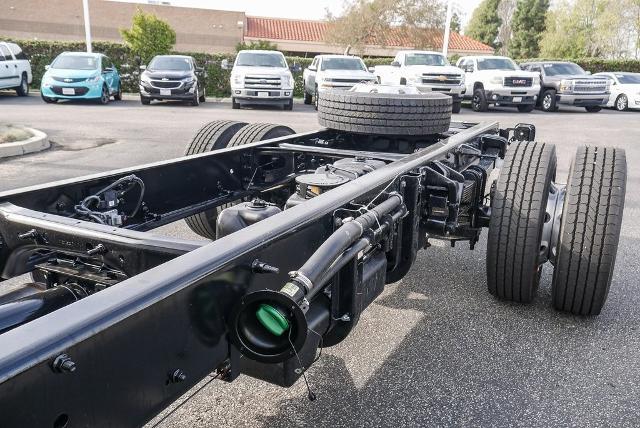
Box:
[520,61,610,112]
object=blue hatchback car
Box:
[40,52,121,104]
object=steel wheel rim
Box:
[472,94,480,109]
[617,95,627,111]
[543,94,552,110]
[21,78,27,93]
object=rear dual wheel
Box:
[487,142,626,315]
[551,146,626,315]
[183,121,295,240]
[486,141,556,303]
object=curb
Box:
[0,127,49,159]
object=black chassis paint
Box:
[0,121,515,427]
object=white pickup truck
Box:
[456,56,540,112]
[223,50,296,110]
[303,55,376,108]
[374,50,465,113]
[0,41,32,96]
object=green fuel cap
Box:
[256,304,290,336]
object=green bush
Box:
[516,57,640,73]
[8,37,639,97]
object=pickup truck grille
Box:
[150,80,182,89]
[326,78,371,84]
[572,80,608,94]
[421,73,462,85]
[244,75,282,89]
[503,77,533,87]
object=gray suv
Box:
[520,61,610,112]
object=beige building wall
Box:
[0,0,245,53]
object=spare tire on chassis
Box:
[317,85,452,136]
[183,121,295,240]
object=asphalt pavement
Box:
[1,92,639,427]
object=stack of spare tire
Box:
[317,88,453,136]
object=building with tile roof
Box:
[1,0,494,57]
[245,16,494,57]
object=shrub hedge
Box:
[5,38,639,97]
[515,58,640,74]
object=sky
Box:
[110,0,484,29]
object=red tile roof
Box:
[245,16,494,53]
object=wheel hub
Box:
[539,181,566,265]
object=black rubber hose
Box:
[296,193,402,295]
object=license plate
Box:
[512,97,523,103]
[257,91,269,98]
[62,88,75,95]
[160,89,171,96]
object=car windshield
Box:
[148,56,192,71]
[52,55,98,70]
[405,53,448,66]
[476,58,517,71]
[236,52,286,68]
[616,73,640,84]
[542,63,585,76]
[320,57,365,71]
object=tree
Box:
[120,8,176,64]
[235,40,278,52]
[496,0,516,54]
[325,0,447,54]
[465,0,502,49]
[508,0,550,58]
[450,12,461,32]
[539,0,616,58]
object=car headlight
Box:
[182,76,195,83]
[87,74,101,83]
[490,76,503,85]
[459,74,465,84]
[232,74,243,85]
[560,79,574,92]
[283,75,293,87]
[140,74,151,84]
[533,76,540,85]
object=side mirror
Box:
[290,63,302,73]
[44,64,50,70]
[465,65,474,73]
[368,66,375,73]
[103,67,114,73]
[139,65,146,71]
[585,70,592,75]
[196,66,204,72]
[307,65,317,72]
[391,61,401,67]
[221,59,231,70]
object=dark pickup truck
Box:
[520,61,610,112]
[0,87,627,427]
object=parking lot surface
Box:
[1,93,639,427]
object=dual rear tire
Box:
[487,142,626,315]
[182,121,295,240]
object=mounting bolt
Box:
[18,229,38,240]
[52,354,76,373]
[251,259,279,274]
[86,244,107,256]
[169,369,187,383]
